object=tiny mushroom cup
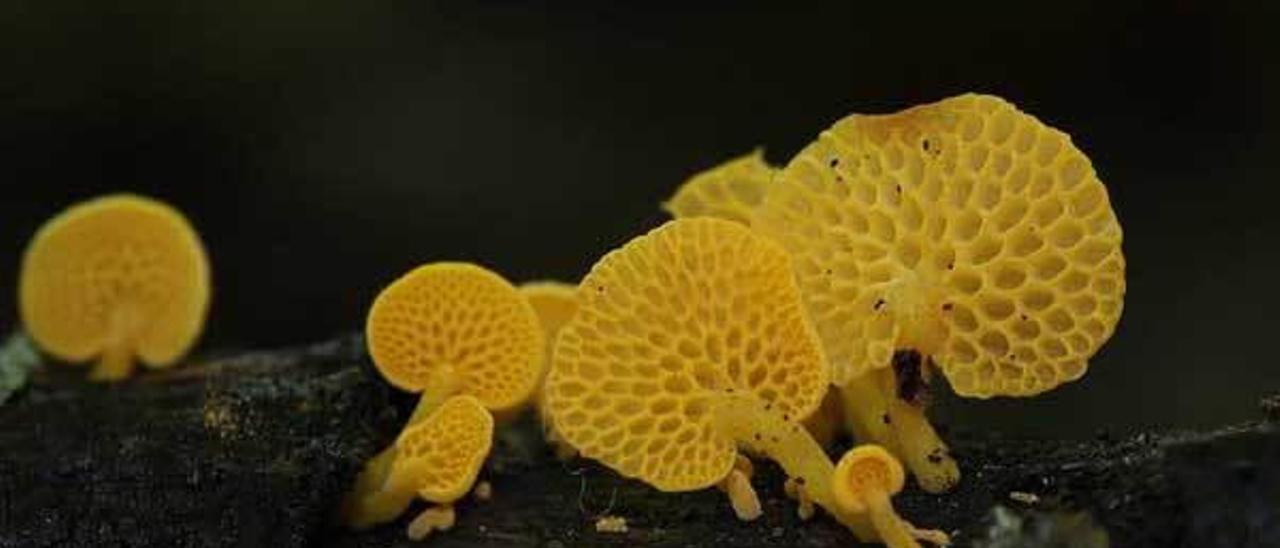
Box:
[666,94,1126,493]
[832,445,951,548]
[19,194,211,381]
[343,262,545,534]
[543,217,944,541]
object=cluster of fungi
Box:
[16,94,1124,547]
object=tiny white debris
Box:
[473,480,493,502]
[595,515,629,534]
[1009,491,1040,504]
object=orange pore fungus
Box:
[544,217,891,540]
[365,262,545,418]
[664,94,1126,494]
[19,194,210,381]
[343,394,494,540]
[345,262,544,535]
[662,149,775,225]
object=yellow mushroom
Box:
[520,281,579,346]
[344,394,494,540]
[665,94,1126,493]
[19,194,210,381]
[366,262,545,421]
[545,217,881,539]
[343,262,545,531]
[832,445,950,547]
[662,149,775,226]
[519,280,581,460]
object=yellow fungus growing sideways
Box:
[666,94,1126,493]
[661,149,774,226]
[345,395,494,541]
[343,262,545,533]
[19,194,210,381]
[832,445,950,548]
[543,218,945,543]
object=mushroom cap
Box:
[832,444,906,514]
[365,262,545,412]
[662,149,774,226]
[519,281,579,346]
[386,394,495,504]
[543,218,829,492]
[19,194,210,368]
[753,94,1125,397]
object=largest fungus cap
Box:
[365,262,545,414]
[19,194,210,381]
[544,217,829,492]
[753,94,1125,397]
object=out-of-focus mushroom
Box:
[662,149,774,226]
[520,280,582,459]
[19,194,210,381]
[545,217,880,538]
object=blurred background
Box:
[1,2,1276,437]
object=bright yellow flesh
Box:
[365,262,545,412]
[662,149,774,225]
[840,370,959,493]
[544,218,829,492]
[832,445,949,547]
[754,94,1125,395]
[20,194,210,379]
[342,395,494,529]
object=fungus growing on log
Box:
[343,394,494,541]
[664,94,1125,493]
[832,445,951,547]
[19,194,210,381]
[343,262,544,534]
[544,217,937,542]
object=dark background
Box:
[1,2,1276,437]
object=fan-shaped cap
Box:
[754,94,1125,397]
[365,262,545,412]
[543,218,829,492]
[19,194,210,372]
[832,445,906,514]
[385,394,495,504]
[662,150,774,225]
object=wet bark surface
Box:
[0,336,1276,547]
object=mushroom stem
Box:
[884,389,958,493]
[90,343,134,382]
[344,369,460,528]
[406,504,456,541]
[713,393,877,541]
[406,369,460,425]
[839,374,900,454]
[863,487,922,548]
[717,468,762,521]
[840,368,959,493]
